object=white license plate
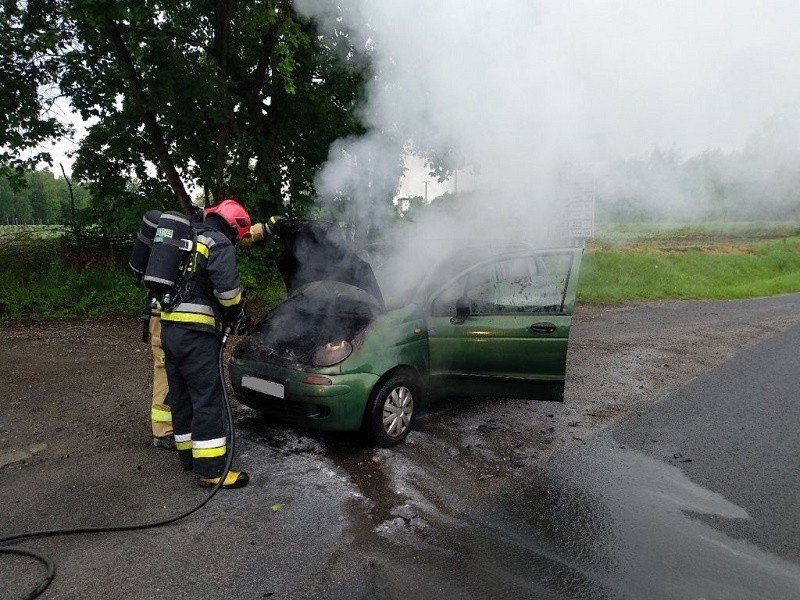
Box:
[241,376,285,399]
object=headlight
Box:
[312,340,353,366]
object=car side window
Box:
[430,253,572,317]
[430,277,465,317]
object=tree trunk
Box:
[212,0,235,202]
[104,19,194,213]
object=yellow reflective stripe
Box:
[176,440,192,451]
[161,312,217,327]
[151,407,172,423]
[196,242,209,259]
[218,291,242,307]
[193,446,226,458]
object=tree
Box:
[0,1,71,186]
[0,1,366,219]
[0,168,87,225]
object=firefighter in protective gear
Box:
[148,213,276,450]
[149,308,174,448]
[148,210,205,450]
[160,198,253,489]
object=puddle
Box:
[236,398,800,599]
[324,430,800,599]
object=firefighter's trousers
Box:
[149,313,172,437]
[161,324,228,478]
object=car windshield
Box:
[288,280,383,315]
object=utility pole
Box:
[424,181,429,202]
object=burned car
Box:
[229,219,582,446]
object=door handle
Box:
[530,322,556,334]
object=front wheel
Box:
[367,374,418,447]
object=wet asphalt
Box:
[307,324,800,599]
[3,315,800,599]
[240,321,800,599]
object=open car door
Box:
[426,248,583,401]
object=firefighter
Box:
[148,210,206,450]
[160,198,253,489]
[149,308,174,448]
[148,213,276,452]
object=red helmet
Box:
[204,199,252,242]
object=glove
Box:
[223,301,248,335]
[240,216,286,246]
[241,223,267,246]
[267,215,287,237]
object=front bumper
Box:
[229,359,379,432]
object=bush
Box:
[0,232,288,321]
[0,235,144,320]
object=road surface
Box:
[2,295,800,598]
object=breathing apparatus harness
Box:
[132,210,199,342]
[0,323,239,600]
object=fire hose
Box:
[0,325,238,600]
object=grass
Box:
[594,220,800,243]
[0,262,144,319]
[0,224,67,239]
[3,222,800,320]
[578,226,800,303]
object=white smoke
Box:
[294,0,800,296]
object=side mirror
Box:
[450,297,470,325]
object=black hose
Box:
[0,328,236,600]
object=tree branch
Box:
[103,18,193,213]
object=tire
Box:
[367,373,418,447]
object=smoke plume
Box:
[294,0,800,297]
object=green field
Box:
[3,222,800,320]
[579,222,800,303]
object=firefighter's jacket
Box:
[160,225,243,335]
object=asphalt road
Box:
[2,297,800,599]
[520,323,800,599]
[608,322,800,597]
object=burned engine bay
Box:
[232,280,383,369]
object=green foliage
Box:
[0,236,142,319]
[0,0,71,177]
[236,244,286,312]
[0,232,289,321]
[1,1,367,221]
[0,169,90,226]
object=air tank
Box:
[143,211,192,295]
[128,210,163,279]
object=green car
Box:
[229,219,582,446]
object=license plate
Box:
[241,376,285,399]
